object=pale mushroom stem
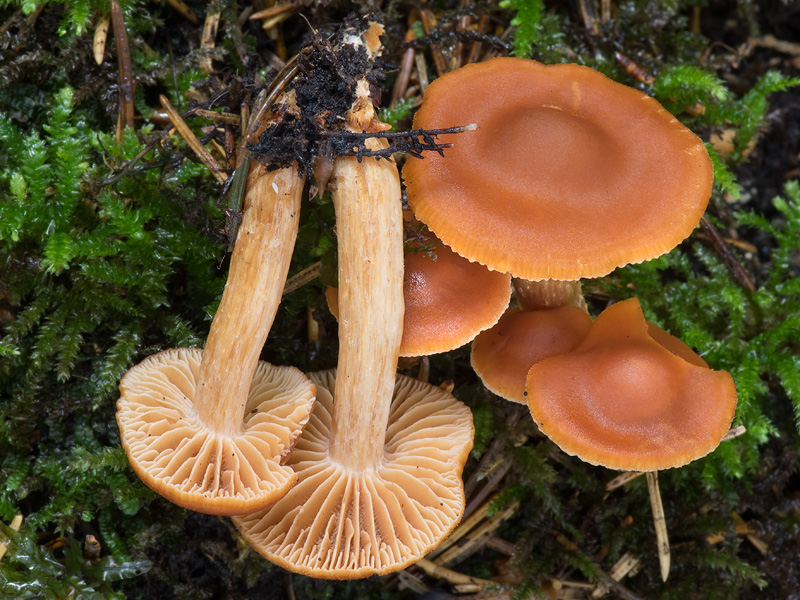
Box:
[513,278,587,312]
[193,164,304,437]
[328,142,404,470]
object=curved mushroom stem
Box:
[513,278,587,312]
[193,163,304,436]
[328,144,404,470]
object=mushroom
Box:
[403,57,714,281]
[403,58,715,405]
[326,223,511,357]
[470,279,591,403]
[526,298,737,471]
[233,24,474,579]
[116,163,315,515]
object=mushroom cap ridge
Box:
[526,299,737,471]
[233,369,474,579]
[404,58,714,280]
[117,348,316,515]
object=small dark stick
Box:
[320,123,477,159]
[699,215,757,292]
[110,0,134,142]
[614,52,656,85]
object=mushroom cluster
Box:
[230,20,474,579]
[403,57,737,470]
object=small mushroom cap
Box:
[526,299,737,470]
[326,234,511,356]
[404,58,714,280]
[471,307,592,404]
[233,369,474,579]
[117,348,316,515]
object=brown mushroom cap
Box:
[326,233,511,357]
[471,306,592,404]
[526,299,737,470]
[232,369,474,579]
[403,58,714,280]
[117,348,315,515]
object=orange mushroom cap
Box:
[526,299,737,470]
[403,58,714,280]
[326,232,511,356]
[470,307,592,404]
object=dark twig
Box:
[110,0,134,142]
[699,216,757,292]
[320,124,476,159]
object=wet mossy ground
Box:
[1,0,799,598]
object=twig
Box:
[454,0,471,69]
[250,2,300,21]
[699,216,757,292]
[614,52,656,85]
[396,570,430,594]
[577,0,599,35]
[93,15,109,65]
[283,262,321,295]
[485,536,515,556]
[606,471,643,491]
[600,0,611,23]
[0,514,23,561]
[417,356,430,383]
[193,109,242,125]
[420,8,447,77]
[415,558,496,588]
[553,532,645,600]
[463,461,512,520]
[695,231,758,254]
[391,30,417,106]
[591,552,641,598]
[200,12,221,73]
[320,124,476,160]
[98,135,166,186]
[110,0,134,142]
[436,501,520,568]
[749,34,800,56]
[164,0,199,24]
[466,14,489,65]
[160,94,227,185]
[428,491,507,560]
[721,425,746,442]
[647,472,670,582]
[414,51,430,94]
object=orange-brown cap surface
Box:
[233,369,474,579]
[327,234,511,356]
[471,306,592,403]
[526,299,737,470]
[117,348,315,515]
[403,58,714,280]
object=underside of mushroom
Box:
[233,370,473,578]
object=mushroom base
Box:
[233,369,474,579]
